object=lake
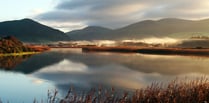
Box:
[0,48,209,102]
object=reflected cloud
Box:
[32,59,209,93]
[1,49,209,96]
[1,49,208,99]
[5,48,209,75]
[35,59,88,73]
[31,78,44,85]
[0,70,54,103]
[32,62,149,90]
[136,53,177,59]
[59,50,209,75]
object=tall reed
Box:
[44,77,209,103]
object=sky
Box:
[1,0,209,32]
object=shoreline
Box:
[82,46,209,56]
[0,52,40,57]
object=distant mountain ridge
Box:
[67,18,209,40]
[2,18,209,42]
[0,18,70,43]
[67,26,112,40]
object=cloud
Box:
[35,0,209,31]
[40,20,87,32]
[142,0,209,19]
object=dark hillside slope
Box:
[0,19,70,43]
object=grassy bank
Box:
[82,46,209,56]
[42,77,209,103]
[0,52,40,57]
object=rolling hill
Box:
[66,26,112,40]
[0,18,70,43]
[67,18,209,40]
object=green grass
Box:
[0,52,39,57]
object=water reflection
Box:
[32,57,209,95]
[0,70,54,103]
[45,49,209,75]
[9,52,64,74]
[1,48,209,100]
[0,55,31,69]
[4,48,209,75]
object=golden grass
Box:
[44,77,209,103]
[82,46,209,56]
[0,52,39,57]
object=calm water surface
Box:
[0,48,209,102]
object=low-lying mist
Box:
[121,37,182,47]
[55,37,209,48]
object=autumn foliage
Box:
[0,36,49,54]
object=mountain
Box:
[66,26,112,40]
[67,18,209,40]
[0,18,70,43]
[111,18,209,39]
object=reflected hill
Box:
[2,48,209,75]
[62,51,209,75]
[32,49,209,75]
[13,51,64,74]
[0,51,64,74]
[32,52,209,94]
[0,55,31,69]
